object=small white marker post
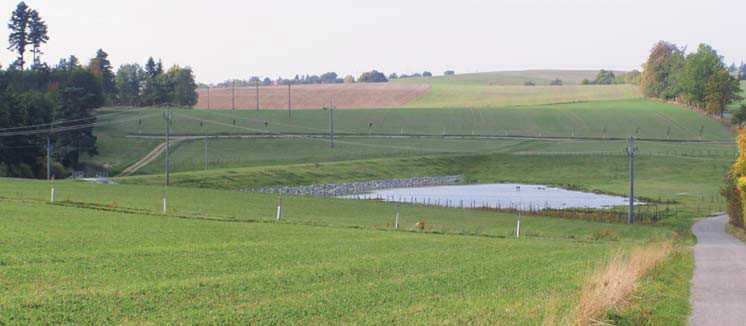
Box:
[276,194,283,221]
[516,213,521,239]
[162,196,167,214]
[395,204,400,230]
[50,187,55,203]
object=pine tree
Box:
[89,49,116,100]
[27,9,48,68]
[7,2,30,69]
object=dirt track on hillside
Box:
[195,83,429,110]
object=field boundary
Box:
[0,195,627,243]
[124,132,736,144]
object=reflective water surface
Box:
[341,183,632,209]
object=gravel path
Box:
[690,215,746,325]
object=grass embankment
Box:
[84,98,733,174]
[0,179,670,324]
[121,149,730,212]
[0,178,666,241]
[97,100,730,140]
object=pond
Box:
[340,183,633,210]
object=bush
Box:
[722,172,744,228]
[524,81,535,86]
[358,70,388,83]
[549,78,563,86]
[444,70,455,76]
[732,105,746,125]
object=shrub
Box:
[732,105,746,125]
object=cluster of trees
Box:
[208,69,457,88]
[390,71,443,80]
[580,70,641,86]
[2,3,104,178]
[727,62,746,81]
[214,72,347,88]
[1,2,198,178]
[6,1,47,70]
[641,41,741,117]
[358,70,388,83]
[115,57,197,107]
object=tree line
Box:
[641,41,741,117]
[0,2,197,178]
[1,2,102,177]
[207,70,455,88]
[115,57,198,107]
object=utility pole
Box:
[256,80,260,111]
[325,100,335,148]
[203,136,208,170]
[202,119,208,170]
[231,80,236,110]
[207,86,211,109]
[288,83,292,119]
[164,110,172,186]
[627,136,637,224]
[46,134,52,180]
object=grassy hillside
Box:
[392,70,624,86]
[389,70,639,108]
[402,84,640,108]
[83,99,734,175]
[101,100,729,140]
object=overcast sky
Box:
[1,0,745,84]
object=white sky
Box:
[1,0,745,84]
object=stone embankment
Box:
[245,175,463,197]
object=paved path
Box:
[690,215,746,325]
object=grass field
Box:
[82,98,734,174]
[2,197,658,324]
[402,84,640,108]
[390,70,639,108]
[392,70,623,86]
[101,100,731,140]
[6,74,735,323]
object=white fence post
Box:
[50,187,55,203]
[516,213,521,238]
[395,204,400,230]
[276,194,283,221]
[162,197,167,214]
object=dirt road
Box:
[116,141,176,177]
[690,215,746,325]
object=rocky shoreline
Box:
[245,175,463,197]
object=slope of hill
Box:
[392,69,627,86]
[195,83,430,110]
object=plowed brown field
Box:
[195,83,430,110]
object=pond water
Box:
[340,183,633,210]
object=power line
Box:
[0,112,160,137]
[0,108,148,132]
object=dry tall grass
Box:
[573,242,672,325]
